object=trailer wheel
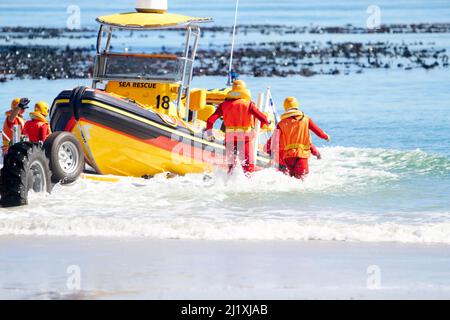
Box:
[0,143,53,207]
[44,132,85,184]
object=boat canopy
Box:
[96,12,212,29]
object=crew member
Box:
[23,101,51,143]
[266,97,330,179]
[206,80,270,174]
[270,142,321,174]
[2,97,30,156]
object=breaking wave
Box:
[1,213,450,243]
[0,146,449,243]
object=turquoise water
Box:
[0,69,449,242]
[0,0,449,242]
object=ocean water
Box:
[0,0,449,244]
[1,0,450,28]
[0,69,449,243]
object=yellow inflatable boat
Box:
[49,7,271,177]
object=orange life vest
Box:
[2,112,25,149]
[277,113,311,159]
[221,99,255,132]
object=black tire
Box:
[0,143,53,207]
[44,131,84,184]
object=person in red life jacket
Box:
[206,80,271,174]
[23,101,51,143]
[2,97,30,156]
[266,97,330,179]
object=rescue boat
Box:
[49,1,273,177]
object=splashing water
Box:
[1,146,449,243]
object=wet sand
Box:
[1,236,450,299]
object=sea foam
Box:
[0,146,449,243]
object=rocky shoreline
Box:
[2,22,450,38]
[1,23,449,81]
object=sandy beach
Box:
[1,236,450,299]
[1,0,449,301]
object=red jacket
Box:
[2,113,25,153]
[23,119,51,143]
[207,99,269,131]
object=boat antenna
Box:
[227,0,240,85]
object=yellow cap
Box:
[34,101,49,117]
[283,96,299,111]
[11,98,21,109]
[226,80,252,101]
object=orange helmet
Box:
[226,80,252,101]
[283,96,299,111]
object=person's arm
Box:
[206,104,223,131]
[7,108,20,123]
[40,123,51,142]
[309,118,330,141]
[265,125,282,155]
[249,102,270,126]
[310,144,319,156]
[265,136,273,155]
[8,98,30,122]
[310,144,322,159]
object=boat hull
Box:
[50,87,269,177]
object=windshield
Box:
[94,26,199,84]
